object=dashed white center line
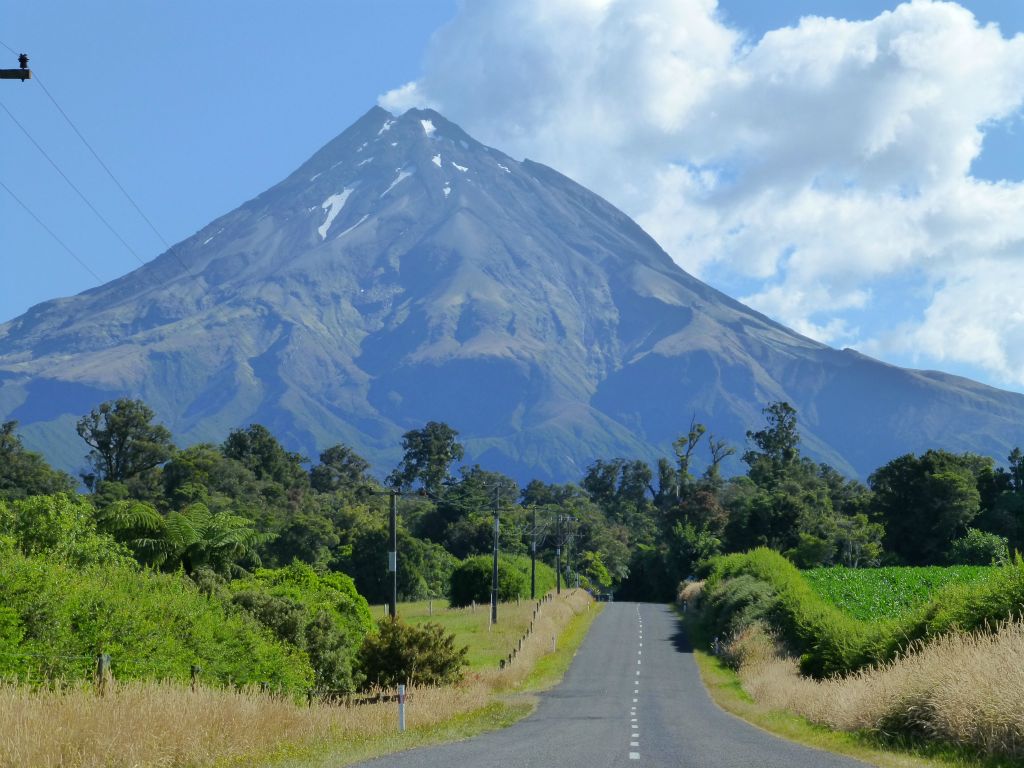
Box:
[631,741,639,747]
[630,752,640,760]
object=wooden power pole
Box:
[0,53,31,81]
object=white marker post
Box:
[398,684,406,732]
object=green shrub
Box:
[0,493,133,567]
[704,574,779,637]
[447,554,555,607]
[947,528,1009,565]
[229,562,372,692]
[0,550,314,693]
[357,618,468,689]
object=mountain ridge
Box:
[2,106,1023,482]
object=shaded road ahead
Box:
[355,603,871,767]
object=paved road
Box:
[356,603,871,767]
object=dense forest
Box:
[3,398,1023,690]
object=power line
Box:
[0,39,205,293]
[0,178,105,283]
[0,98,149,268]
[33,74,170,248]
[30,73,206,291]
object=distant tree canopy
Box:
[5,393,1024,627]
[0,421,75,501]
[388,421,464,496]
[76,398,175,489]
[870,450,988,565]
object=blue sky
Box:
[2,1,1023,391]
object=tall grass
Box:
[0,590,594,768]
[0,680,489,768]
[725,618,1024,760]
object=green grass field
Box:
[804,565,994,620]
[369,597,570,670]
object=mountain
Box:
[2,106,1024,483]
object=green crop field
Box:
[804,565,993,620]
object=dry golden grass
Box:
[0,590,594,768]
[678,579,705,611]
[726,617,1024,760]
[0,680,489,768]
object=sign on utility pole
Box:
[0,54,31,81]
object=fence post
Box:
[191,664,202,693]
[398,684,406,732]
[551,635,557,653]
[499,659,506,670]
[95,653,111,696]
[428,599,433,616]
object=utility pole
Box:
[388,490,398,619]
[556,513,562,594]
[530,506,537,600]
[491,489,500,625]
[0,53,31,82]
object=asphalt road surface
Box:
[355,602,871,767]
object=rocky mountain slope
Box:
[2,106,1023,482]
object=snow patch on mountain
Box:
[443,184,451,198]
[319,188,354,240]
[377,119,394,135]
[336,214,369,239]
[432,154,442,167]
[452,162,468,173]
[381,168,414,198]
[420,119,436,137]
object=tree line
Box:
[3,397,1024,607]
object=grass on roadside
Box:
[0,591,600,768]
[681,606,1019,768]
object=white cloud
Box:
[382,0,1024,386]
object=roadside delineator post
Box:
[398,684,406,732]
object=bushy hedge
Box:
[703,548,1024,677]
[229,562,372,692]
[0,550,314,693]
[448,554,556,607]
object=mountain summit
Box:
[2,106,1023,480]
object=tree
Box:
[222,424,308,490]
[76,399,175,488]
[743,402,800,487]
[0,421,74,501]
[157,502,272,575]
[388,422,464,496]
[310,444,374,497]
[870,450,985,565]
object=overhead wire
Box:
[0,37,205,293]
[0,98,150,266]
[0,178,105,283]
